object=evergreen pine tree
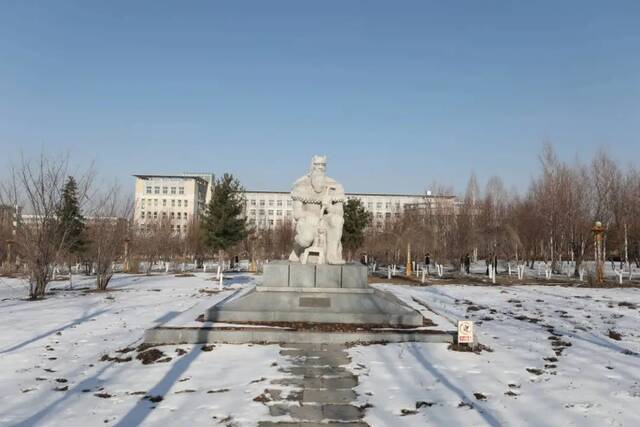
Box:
[342,198,372,261]
[57,176,86,256]
[201,174,248,267]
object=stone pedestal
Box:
[262,262,368,289]
[205,261,423,327]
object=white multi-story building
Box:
[243,190,456,229]
[133,174,209,234]
[133,173,457,233]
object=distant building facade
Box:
[133,173,458,233]
[133,174,209,234]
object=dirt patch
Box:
[416,401,435,409]
[208,388,230,393]
[143,395,163,403]
[175,273,195,277]
[608,330,623,341]
[100,354,132,363]
[94,392,112,399]
[213,319,436,331]
[400,409,418,416]
[136,348,166,365]
[201,344,215,352]
[526,368,544,375]
[175,348,187,356]
[448,343,493,353]
[473,393,487,401]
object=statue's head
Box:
[309,155,327,193]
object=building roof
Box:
[133,174,209,184]
[244,190,454,199]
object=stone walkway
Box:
[257,343,368,427]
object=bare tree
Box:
[85,185,133,290]
[0,153,92,298]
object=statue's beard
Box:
[310,171,325,193]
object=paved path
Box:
[257,343,368,427]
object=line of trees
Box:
[0,154,252,299]
[361,145,640,276]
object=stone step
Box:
[269,404,364,422]
[280,343,348,352]
[272,376,358,389]
[258,422,368,427]
[302,389,357,404]
[284,355,352,367]
[280,367,352,377]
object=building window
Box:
[250,209,256,216]
[162,187,168,195]
[171,187,176,195]
[376,202,382,209]
[154,186,160,194]
[146,186,152,194]
[184,200,188,207]
[251,199,256,206]
[268,210,274,216]
[269,200,274,207]
[277,200,282,207]
[176,225,180,232]
[184,212,188,220]
[154,199,158,206]
[276,219,282,225]
[171,199,175,207]
[162,212,167,218]
[287,200,292,207]
[286,210,292,217]
[277,210,282,216]
[170,212,175,219]
[376,212,382,219]
[385,212,391,218]
[259,209,265,215]
[178,187,184,195]
[141,211,145,219]
[177,212,182,220]
[177,200,182,207]
[162,199,167,207]
[367,202,373,210]
[141,199,145,208]
[385,202,391,209]
[395,203,400,210]
[259,200,265,207]
[269,219,274,226]
[153,211,158,219]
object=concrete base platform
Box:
[143,324,454,345]
[204,286,424,326]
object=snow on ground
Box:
[1,273,639,426]
[0,273,286,426]
[352,283,640,426]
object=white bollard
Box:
[216,264,221,280]
[508,263,512,276]
[579,269,585,281]
[203,264,207,273]
[166,263,169,273]
[616,270,623,284]
[421,269,426,283]
[387,268,392,280]
[219,272,223,290]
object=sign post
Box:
[457,320,474,345]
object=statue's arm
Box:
[292,199,305,220]
[328,201,343,216]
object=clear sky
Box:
[1,1,639,195]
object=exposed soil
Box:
[136,348,166,365]
[201,319,436,332]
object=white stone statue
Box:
[289,155,345,265]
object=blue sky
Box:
[1,1,639,195]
